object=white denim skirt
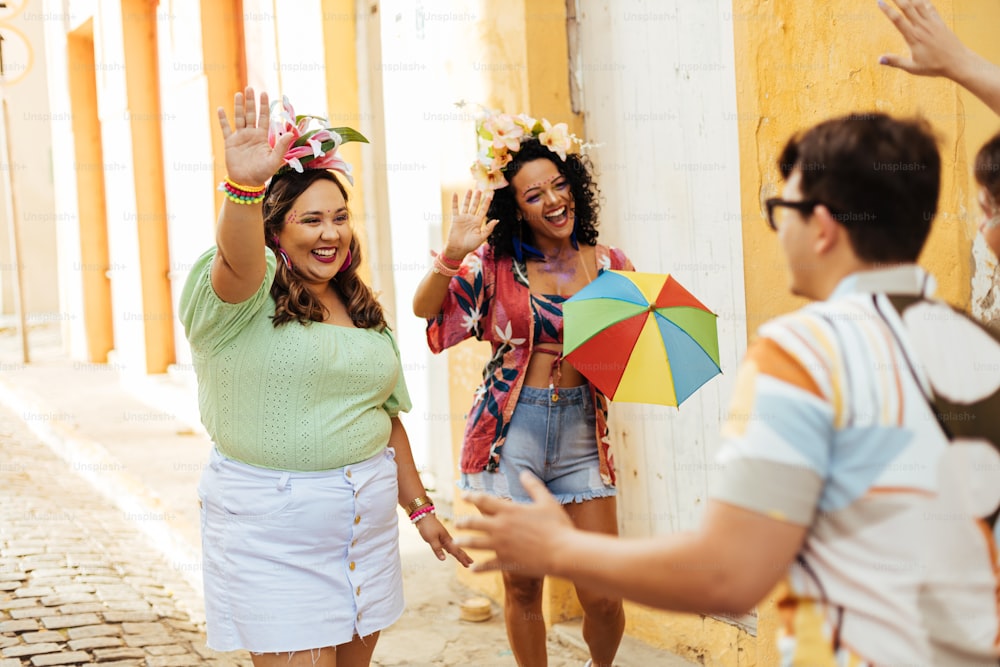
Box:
[197,446,404,652]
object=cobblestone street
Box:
[0,402,249,667]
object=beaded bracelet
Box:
[226,177,266,193]
[405,495,433,517]
[410,504,435,520]
[431,254,460,277]
[410,506,436,524]
[431,250,463,269]
[219,178,266,205]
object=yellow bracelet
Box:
[225,176,266,193]
[222,190,265,205]
[405,495,433,516]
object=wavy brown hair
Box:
[262,169,387,330]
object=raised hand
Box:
[442,190,498,261]
[217,87,296,188]
[455,471,573,577]
[877,0,971,78]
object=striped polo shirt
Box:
[713,265,1000,666]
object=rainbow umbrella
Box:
[564,270,721,406]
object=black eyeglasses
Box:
[764,198,820,231]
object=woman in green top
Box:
[179,88,471,667]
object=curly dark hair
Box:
[262,169,387,330]
[486,138,601,257]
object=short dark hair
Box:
[486,138,601,257]
[974,131,1000,203]
[777,113,940,263]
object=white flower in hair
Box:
[468,107,585,191]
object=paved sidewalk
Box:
[0,401,249,667]
[0,325,693,666]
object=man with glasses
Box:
[457,112,1000,666]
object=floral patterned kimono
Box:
[426,242,634,484]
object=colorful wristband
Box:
[432,255,460,277]
[433,251,463,268]
[224,177,266,193]
[219,180,266,205]
[410,506,436,524]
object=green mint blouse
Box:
[179,247,411,472]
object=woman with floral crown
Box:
[413,111,634,667]
[180,88,471,667]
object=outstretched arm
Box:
[390,418,473,567]
[878,0,1000,117]
[412,190,497,318]
[457,471,806,615]
[212,87,295,304]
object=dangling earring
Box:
[271,236,292,269]
[511,217,543,262]
[570,220,580,251]
[512,220,526,263]
[338,249,353,273]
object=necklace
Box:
[538,248,591,296]
[577,248,592,284]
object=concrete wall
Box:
[0,0,61,333]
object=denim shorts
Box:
[460,384,616,504]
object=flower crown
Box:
[470,110,577,191]
[268,96,369,185]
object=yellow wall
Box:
[733,0,973,337]
[624,604,757,666]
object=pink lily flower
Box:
[283,145,314,173]
[309,151,355,184]
[266,95,364,183]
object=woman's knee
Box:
[578,592,623,621]
[503,574,544,606]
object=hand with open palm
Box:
[877,0,969,77]
[877,0,1000,117]
[217,87,296,188]
[442,189,498,262]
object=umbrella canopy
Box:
[563,270,721,406]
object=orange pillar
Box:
[201,0,247,215]
[121,0,175,373]
[67,20,114,363]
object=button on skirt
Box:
[197,446,404,652]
